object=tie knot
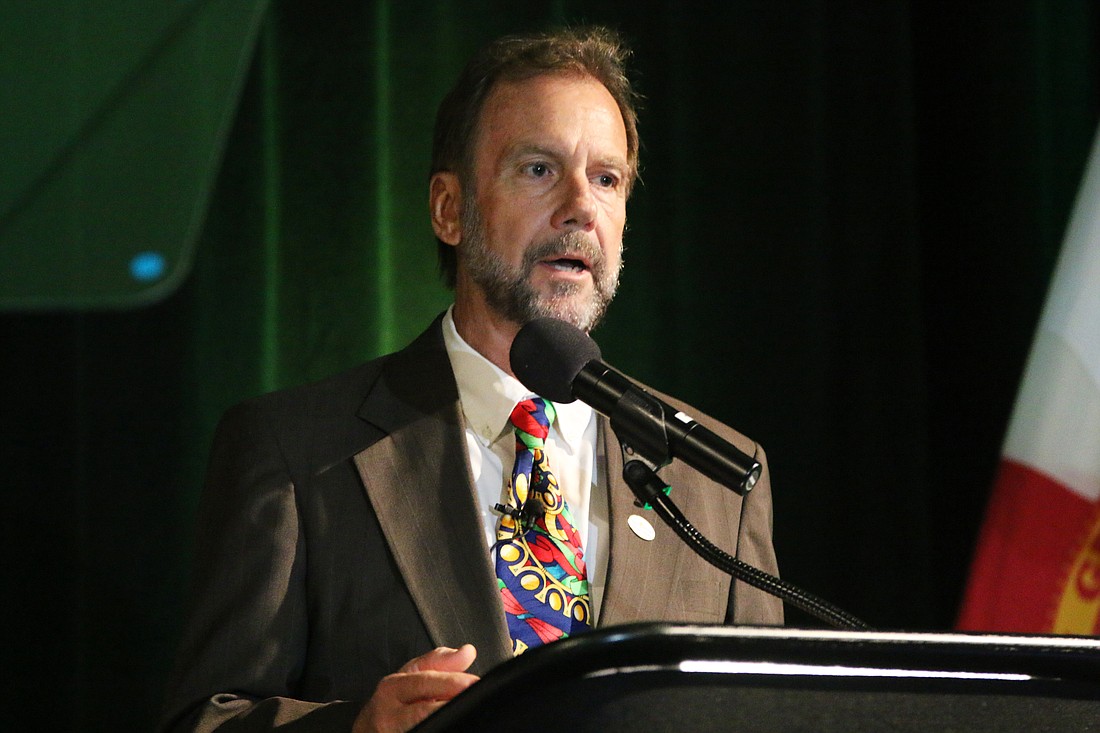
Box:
[509,398,555,446]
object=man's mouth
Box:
[542,256,591,273]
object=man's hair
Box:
[430,26,640,288]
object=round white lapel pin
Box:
[628,514,656,541]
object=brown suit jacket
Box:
[159,316,782,732]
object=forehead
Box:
[473,73,628,165]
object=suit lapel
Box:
[352,319,511,673]
[598,415,731,626]
[598,416,682,625]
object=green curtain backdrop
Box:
[0,0,269,307]
[2,1,1097,729]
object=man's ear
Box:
[430,172,463,246]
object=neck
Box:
[452,286,520,377]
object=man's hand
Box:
[352,644,479,733]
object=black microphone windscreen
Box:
[510,318,602,403]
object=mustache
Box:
[520,233,606,274]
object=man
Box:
[160,26,782,733]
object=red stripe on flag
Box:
[957,458,1095,632]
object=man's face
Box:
[456,73,629,332]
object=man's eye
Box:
[527,163,550,177]
[596,174,618,188]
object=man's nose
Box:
[550,173,598,232]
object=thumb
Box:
[401,644,478,674]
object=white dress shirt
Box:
[441,307,606,618]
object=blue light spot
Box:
[130,251,167,282]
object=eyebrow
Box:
[500,143,560,167]
[502,143,628,173]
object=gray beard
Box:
[458,200,622,333]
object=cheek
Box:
[599,197,627,229]
[483,195,531,233]
[606,243,623,272]
[483,216,536,264]
[598,207,627,255]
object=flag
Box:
[958,127,1100,633]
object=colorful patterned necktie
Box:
[493,398,592,655]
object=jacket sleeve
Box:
[157,403,362,732]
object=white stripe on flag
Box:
[1004,129,1100,501]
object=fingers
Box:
[381,698,449,733]
[399,644,477,674]
[354,674,475,733]
[353,646,480,733]
[377,668,479,706]
[356,697,450,733]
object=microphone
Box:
[509,318,762,495]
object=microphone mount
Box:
[576,360,762,494]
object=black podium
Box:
[413,623,1100,732]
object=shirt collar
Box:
[442,306,593,449]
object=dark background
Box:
[3,1,1098,729]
